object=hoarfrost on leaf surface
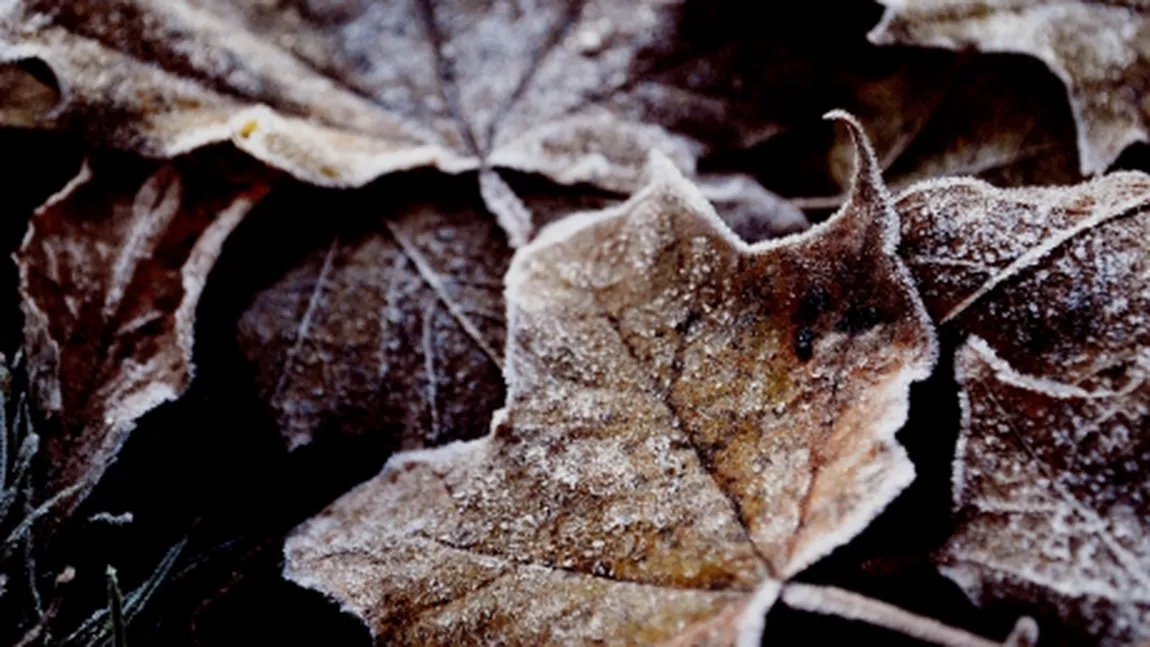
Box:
[0,0,807,237]
[949,338,1150,646]
[894,157,1150,644]
[283,114,938,645]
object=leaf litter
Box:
[0,3,1147,645]
[280,115,1055,646]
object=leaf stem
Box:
[780,582,1033,647]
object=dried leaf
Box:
[283,114,937,644]
[865,54,1081,191]
[893,170,1150,642]
[948,338,1149,646]
[869,0,1150,175]
[895,172,1150,380]
[0,0,805,229]
[237,173,509,450]
[18,152,267,511]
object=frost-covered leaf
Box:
[869,0,1150,175]
[18,152,267,513]
[894,168,1150,642]
[282,114,937,644]
[237,173,509,450]
[238,168,807,452]
[895,172,1150,380]
[949,338,1150,646]
[0,0,810,232]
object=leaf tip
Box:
[822,110,882,189]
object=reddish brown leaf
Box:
[18,153,267,509]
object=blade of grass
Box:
[106,567,126,647]
[63,538,187,647]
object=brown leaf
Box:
[236,173,509,450]
[282,114,937,644]
[950,338,1149,646]
[0,0,810,237]
[895,172,1150,380]
[238,168,805,451]
[863,55,1081,191]
[18,152,267,510]
[869,0,1150,175]
[893,170,1150,641]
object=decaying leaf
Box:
[894,168,1150,641]
[236,173,509,451]
[895,172,1150,380]
[869,0,1150,176]
[18,152,267,512]
[283,114,938,644]
[0,0,810,238]
[948,338,1149,646]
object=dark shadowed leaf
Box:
[870,0,1150,175]
[17,152,267,513]
[236,173,509,450]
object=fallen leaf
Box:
[869,0,1150,175]
[895,172,1150,381]
[948,338,1149,646]
[861,54,1081,191]
[893,168,1150,641]
[18,151,267,511]
[0,0,807,235]
[283,114,938,644]
[236,172,510,451]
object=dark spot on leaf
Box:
[835,302,882,335]
[796,287,831,324]
[675,309,702,336]
[794,326,815,361]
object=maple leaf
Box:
[894,170,1150,642]
[868,0,1150,176]
[282,114,954,645]
[17,151,267,513]
[0,0,810,243]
